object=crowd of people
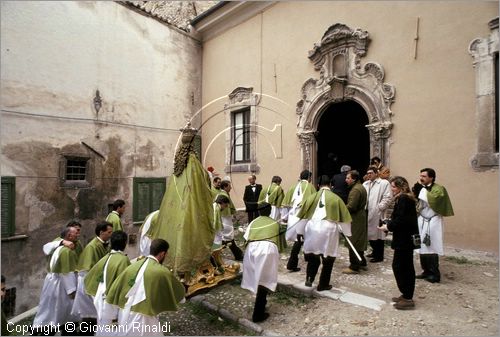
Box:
[237,157,453,316]
[13,156,454,336]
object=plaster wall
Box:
[0,0,202,313]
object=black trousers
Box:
[223,239,244,261]
[392,248,415,299]
[369,239,385,260]
[419,253,441,282]
[252,285,269,321]
[286,234,303,270]
[348,248,366,271]
[305,253,335,287]
[247,210,258,224]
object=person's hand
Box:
[378,224,388,232]
[62,240,75,250]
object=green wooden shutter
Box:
[133,178,166,222]
[1,177,15,236]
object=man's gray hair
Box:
[341,165,351,173]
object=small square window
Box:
[60,156,91,188]
[66,159,88,181]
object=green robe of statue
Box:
[84,251,130,297]
[106,211,123,232]
[105,256,185,316]
[150,153,215,273]
[77,237,110,272]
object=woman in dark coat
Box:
[378,176,419,310]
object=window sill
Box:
[225,163,260,174]
[1,234,29,242]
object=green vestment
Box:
[77,237,110,272]
[282,180,316,207]
[297,188,352,223]
[150,153,215,273]
[106,211,123,232]
[216,190,236,217]
[246,216,281,251]
[105,257,185,316]
[428,183,454,217]
[84,251,130,297]
[51,246,78,273]
[258,183,285,207]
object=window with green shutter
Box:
[133,178,167,222]
[1,177,15,237]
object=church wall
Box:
[199,1,498,252]
[0,1,202,314]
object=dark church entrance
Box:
[316,100,370,180]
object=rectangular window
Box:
[66,159,88,181]
[1,177,16,237]
[60,156,91,188]
[133,177,166,222]
[232,108,250,163]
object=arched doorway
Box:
[316,101,370,179]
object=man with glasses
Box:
[363,166,392,262]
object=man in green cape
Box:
[42,221,84,258]
[282,170,316,272]
[148,124,217,275]
[106,199,126,232]
[241,202,281,323]
[413,168,454,283]
[343,170,368,274]
[105,239,185,336]
[84,231,130,332]
[298,175,352,291]
[258,176,286,251]
[71,221,112,329]
[211,176,222,200]
[33,227,79,334]
[215,180,244,261]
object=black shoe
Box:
[252,312,270,323]
[366,252,374,258]
[415,273,429,279]
[316,284,333,291]
[287,267,301,272]
[369,258,383,263]
[425,275,440,283]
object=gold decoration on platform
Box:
[183,246,241,298]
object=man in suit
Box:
[243,174,262,224]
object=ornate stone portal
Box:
[296,23,395,172]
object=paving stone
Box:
[339,291,386,311]
[218,307,239,323]
[312,287,345,300]
[238,318,264,333]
